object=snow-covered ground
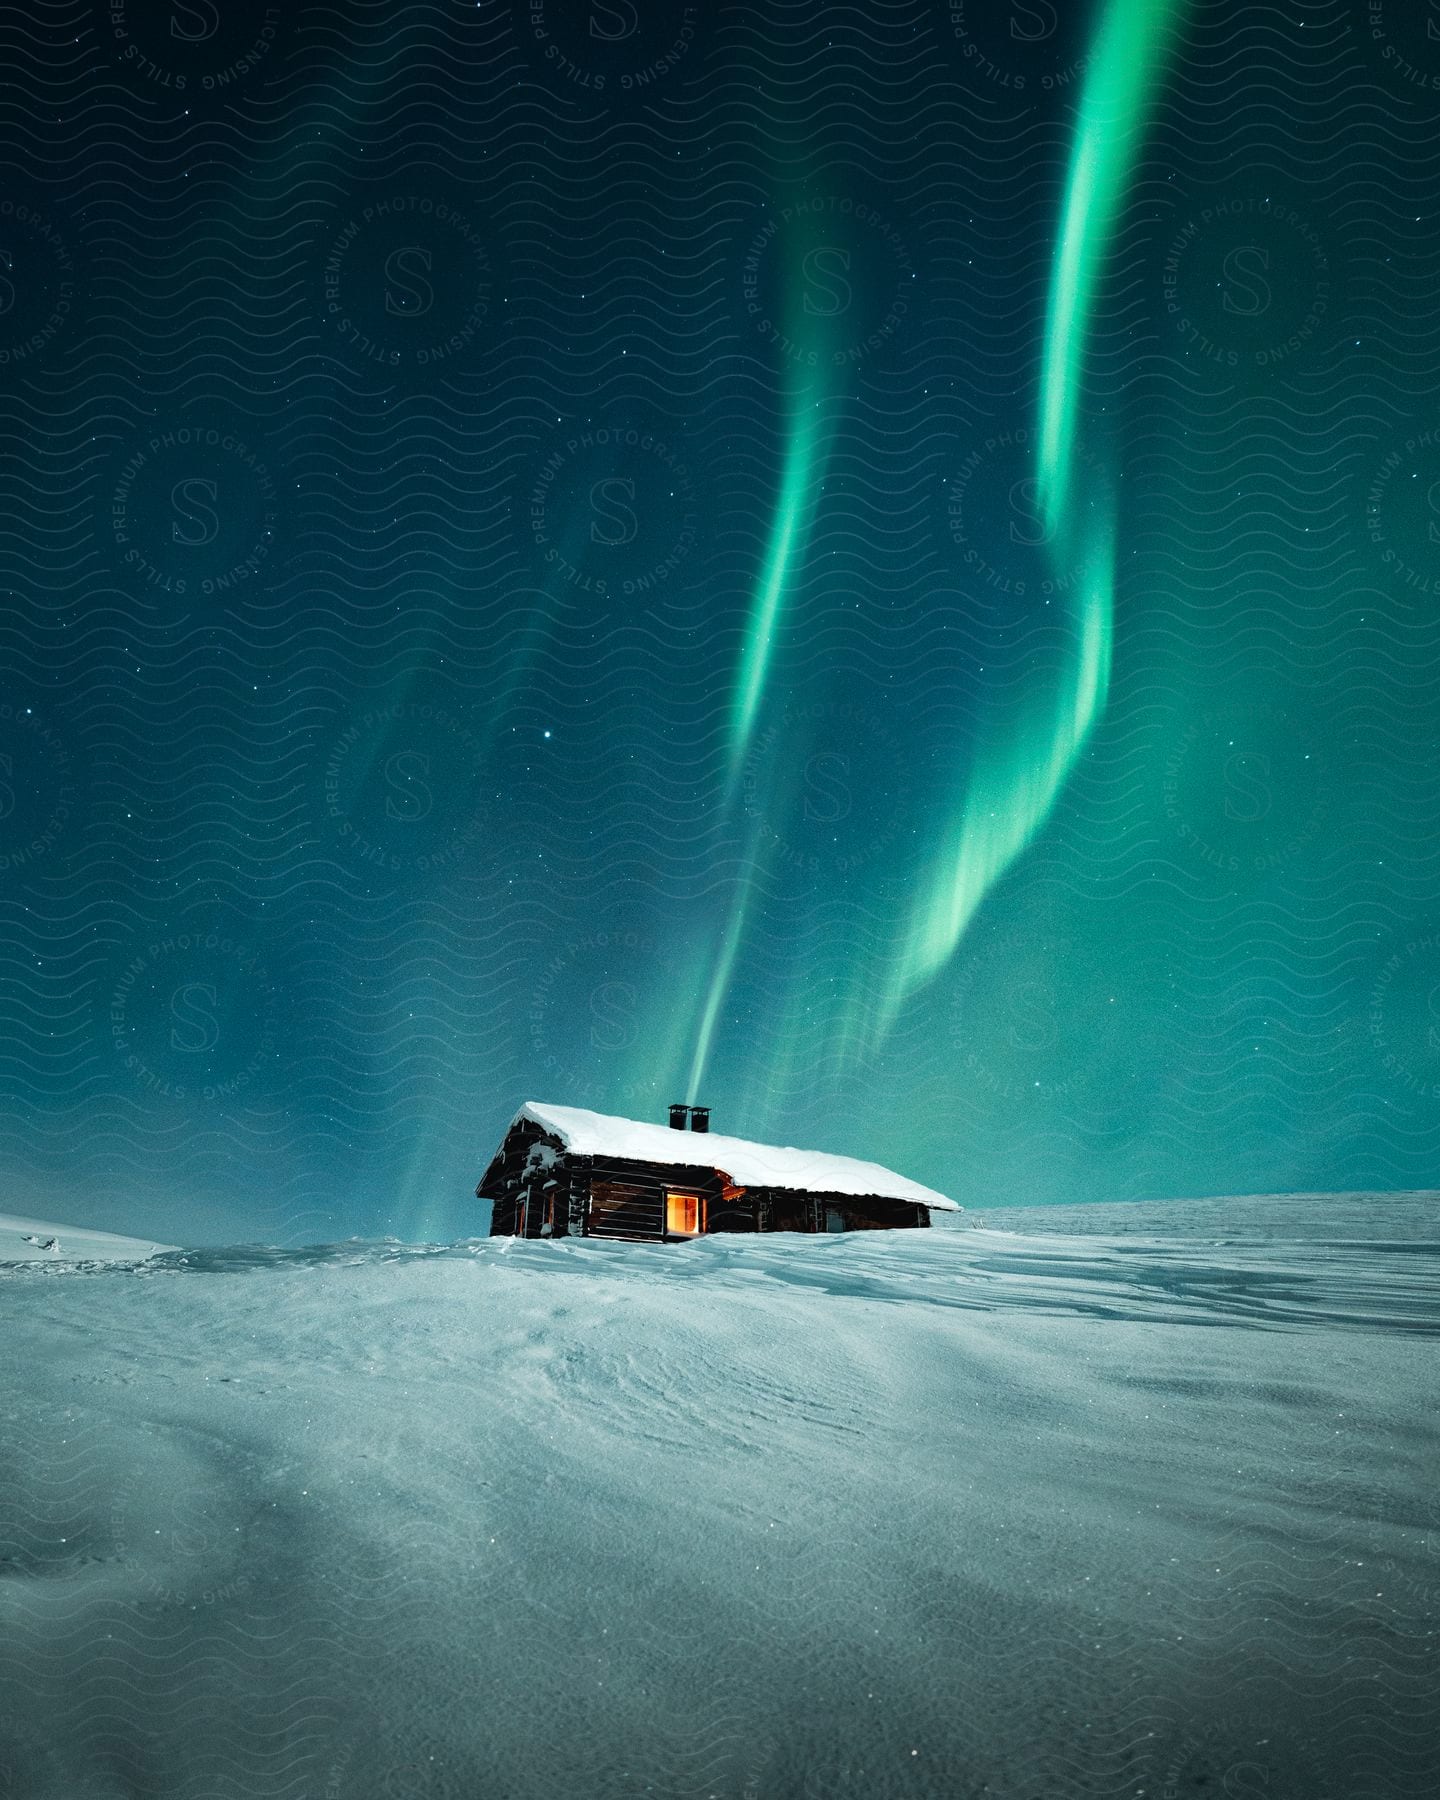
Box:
[973,1189,1440,1243]
[0,1210,176,1264]
[1,1206,1436,1798]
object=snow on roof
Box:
[514,1102,961,1212]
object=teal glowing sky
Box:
[3,1,1438,1244]
[691,0,1186,1096]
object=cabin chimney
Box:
[668,1103,689,1130]
[689,1106,710,1133]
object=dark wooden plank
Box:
[481,1121,938,1239]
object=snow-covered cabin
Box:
[479,1101,961,1240]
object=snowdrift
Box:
[0,1211,175,1265]
[1,1208,1436,1798]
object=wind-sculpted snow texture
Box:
[0,1211,174,1263]
[2,1208,1436,1798]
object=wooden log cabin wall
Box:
[478,1103,956,1241]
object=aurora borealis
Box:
[5,2,1440,1245]
[872,0,1191,1037]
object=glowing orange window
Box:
[665,1191,704,1235]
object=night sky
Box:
[5,0,1440,1246]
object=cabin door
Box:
[664,1190,705,1237]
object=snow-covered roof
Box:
[512,1102,961,1212]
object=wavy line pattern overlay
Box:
[1,3,1439,1791]
[4,1,1439,1231]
